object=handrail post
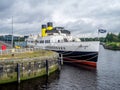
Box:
[17,63,20,84]
[45,60,49,76]
[61,54,63,65]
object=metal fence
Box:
[0,47,42,55]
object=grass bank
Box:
[104,42,120,50]
[0,50,56,60]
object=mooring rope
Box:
[64,52,97,58]
[63,55,98,62]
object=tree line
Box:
[105,33,120,42]
[80,32,120,42]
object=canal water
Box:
[0,45,120,90]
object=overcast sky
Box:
[0,0,120,37]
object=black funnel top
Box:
[41,24,46,29]
[47,22,53,27]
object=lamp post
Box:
[11,16,14,48]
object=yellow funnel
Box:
[41,25,47,37]
[47,22,53,30]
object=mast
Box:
[11,16,14,48]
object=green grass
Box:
[0,50,56,59]
[106,42,120,46]
[106,42,120,47]
[105,42,120,50]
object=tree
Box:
[118,32,120,41]
[105,33,114,42]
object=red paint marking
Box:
[63,58,96,67]
[1,45,6,51]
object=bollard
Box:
[17,63,20,84]
[61,54,63,65]
[59,54,63,65]
[28,62,31,76]
[45,60,49,76]
[58,59,61,71]
[58,54,63,71]
[21,63,24,77]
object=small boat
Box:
[26,22,100,67]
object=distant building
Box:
[15,41,27,48]
[1,35,29,41]
[24,35,29,39]
[3,35,19,41]
[0,35,29,48]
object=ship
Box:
[26,22,100,67]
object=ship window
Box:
[45,40,47,43]
[48,40,50,43]
[58,40,60,43]
[64,38,68,42]
[40,40,44,43]
[35,40,38,43]
[45,40,50,43]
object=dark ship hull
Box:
[55,50,98,67]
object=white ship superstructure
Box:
[26,22,100,67]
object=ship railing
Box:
[50,41,99,46]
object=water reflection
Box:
[96,45,120,90]
[48,65,97,90]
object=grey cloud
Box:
[0,0,15,11]
[0,0,120,36]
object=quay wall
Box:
[0,54,59,84]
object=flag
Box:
[98,29,107,33]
